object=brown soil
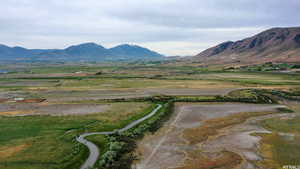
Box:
[0,99,8,103]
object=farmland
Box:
[0,63,300,169]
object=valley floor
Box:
[0,63,300,169]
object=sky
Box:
[0,0,299,56]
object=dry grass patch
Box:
[0,143,30,159]
[173,151,242,169]
[0,110,34,116]
[54,78,242,90]
[183,111,274,144]
[257,116,300,168]
[257,133,300,169]
[89,102,150,122]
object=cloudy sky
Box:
[1,0,299,56]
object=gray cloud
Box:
[107,0,300,28]
[0,0,299,55]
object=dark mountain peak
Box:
[13,46,26,49]
[64,42,109,57]
[194,26,300,64]
[114,44,132,47]
[66,42,105,50]
[109,44,163,58]
[111,44,145,49]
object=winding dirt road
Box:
[77,104,162,169]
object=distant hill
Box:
[194,27,300,64]
[0,43,164,62]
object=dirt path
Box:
[134,103,285,169]
[77,104,162,169]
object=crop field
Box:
[0,63,300,169]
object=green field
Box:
[0,102,152,169]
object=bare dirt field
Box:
[0,103,110,116]
[134,103,285,169]
[38,88,239,102]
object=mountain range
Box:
[0,43,164,62]
[194,27,300,64]
[1,27,300,64]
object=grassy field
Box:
[0,102,152,169]
[1,72,299,99]
[258,116,300,168]
[0,64,300,103]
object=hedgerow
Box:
[96,101,174,169]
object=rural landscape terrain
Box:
[1,1,300,168]
[1,30,300,168]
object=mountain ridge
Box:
[194,26,300,64]
[0,42,164,62]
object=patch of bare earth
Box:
[0,103,110,116]
[0,144,29,160]
[134,103,284,169]
[33,104,110,116]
